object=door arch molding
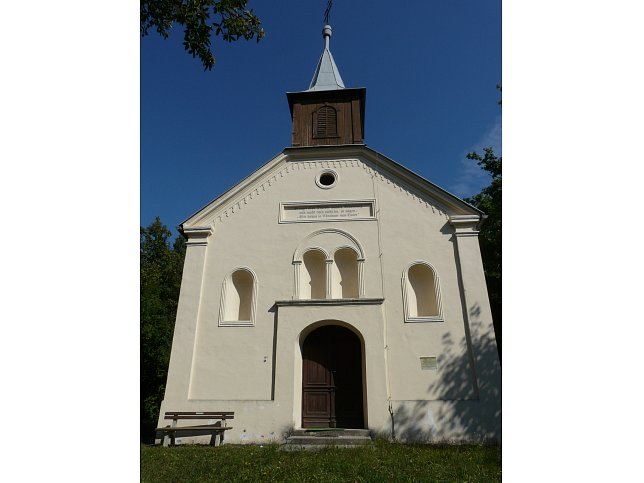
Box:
[298,319,365,347]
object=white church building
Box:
[157,24,501,444]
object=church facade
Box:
[157,25,501,444]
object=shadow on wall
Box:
[392,321,501,443]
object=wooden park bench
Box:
[156,411,234,447]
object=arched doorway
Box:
[301,325,364,428]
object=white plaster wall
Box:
[158,148,500,444]
[188,158,384,402]
[159,303,389,445]
[363,161,477,403]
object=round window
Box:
[316,170,337,189]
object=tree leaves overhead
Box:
[141,0,265,71]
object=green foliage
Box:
[140,0,265,70]
[465,147,502,356]
[141,441,501,482]
[141,217,186,443]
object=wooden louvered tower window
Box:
[313,105,338,138]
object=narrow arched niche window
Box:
[332,248,359,299]
[403,262,443,322]
[219,268,257,326]
[301,249,327,299]
[313,105,338,138]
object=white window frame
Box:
[402,261,444,323]
[218,267,258,327]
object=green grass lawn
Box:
[141,440,501,482]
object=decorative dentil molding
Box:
[359,161,451,219]
[210,158,451,225]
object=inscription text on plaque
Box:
[279,200,376,223]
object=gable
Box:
[180,145,482,232]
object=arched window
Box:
[313,105,337,138]
[301,249,327,299]
[292,229,366,300]
[219,268,256,326]
[403,262,442,322]
[332,248,359,299]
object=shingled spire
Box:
[286,24,366,147]
[308,25,345,91]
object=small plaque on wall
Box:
[420,357,438,370]
[279,200,376,223]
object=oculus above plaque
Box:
[316,170,338,189]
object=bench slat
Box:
[164,414,234,417]
[164,416,234,420]
[164,412,234,416]
[156,426,233,432]
[165,412,233,416]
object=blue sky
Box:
[141,0,501,232]
[5,2,644,475]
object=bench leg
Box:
[162,431,176,447]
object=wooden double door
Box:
[302,325,364,428]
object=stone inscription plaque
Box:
[280,201,375,223]
[420,357,438,370]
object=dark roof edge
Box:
[285,87,367,117]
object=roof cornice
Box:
[284,145,484,216]
[180,144,482,230]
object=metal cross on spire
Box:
[324,0,333,25]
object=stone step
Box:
[281,443,372,452]
[290,429,371,438]
[285,435,372,446]
[282,429,373,450]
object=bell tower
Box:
[286,24,366,147]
